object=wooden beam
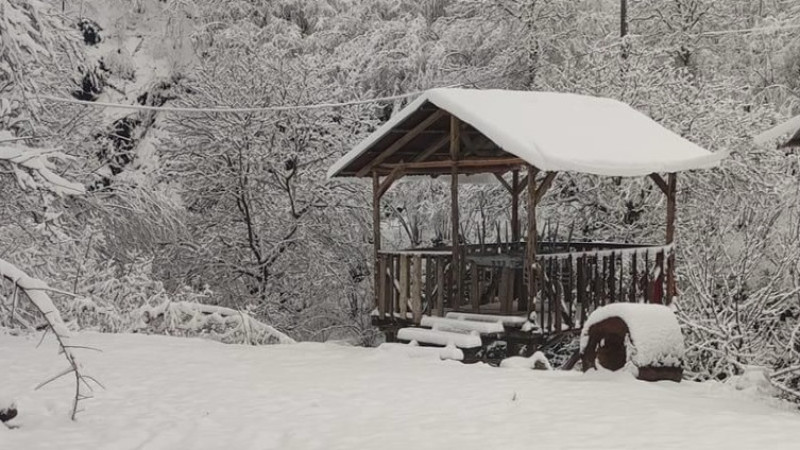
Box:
[412,134,450,162]
[380,165,517,176]
[515,175,529,195]
[649,173,669,196]
[666,172,677,304]
[534,172,558,204]
[525,165,539,314]
[356,109,447,177]
[372,173,382,315]
[376,166,404,199]
[379,157,526,171]
[451,115,461,311]
[493,173,513,193]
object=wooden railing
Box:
[535,245,671,334]
[375,242,671,332]
[376,250,452,324]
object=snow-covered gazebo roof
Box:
[754,114,800,148]
[328,88,725,178]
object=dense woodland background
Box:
[3,0,800,400]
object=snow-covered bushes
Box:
[678,147,800,400]
[138,300,295,345]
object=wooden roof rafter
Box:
[355,109,448,177]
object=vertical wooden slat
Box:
[643,250,650,303]
[424,257,432,315]
[609,252,616,303]
[499,267,510,314]
[602,255,608,307]
[436,257,445,316]
[565,255,574,328]
[629,251,637,303]
[618,253,624,304]
[399,255,409,318]
[411,254,422,324]
[471,262,480,312]
[389,255,397,316]
[450,115,462,312]
[554,258,562,333]
[593,256,601,310]
[655,249,665,305]
[577,256,586,327]
[378,255,387,319]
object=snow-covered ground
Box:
[1,332,799,450]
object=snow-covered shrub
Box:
[102,49,136,81]
[500,352,552,370]
[137,300,295,345]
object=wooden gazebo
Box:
[329,88,725,347]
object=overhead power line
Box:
[36,67,533,114]
[38,91,423,113]
[36,21,800,115]
[697,22,800,37]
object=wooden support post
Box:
[450,115,462,311]
[666,173,677,304]
[411,254,422,324]
[372,173,381,316]
[511,170,520,242]
[526,165,539,314]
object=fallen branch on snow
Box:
[0,258,101,420]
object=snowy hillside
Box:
[2,332,799,449]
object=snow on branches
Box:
[138,300,296,345]
[0,136,85,196]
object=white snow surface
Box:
[328,88,727,178]
[2,332,800,449]
[500,351,553,370]
[580,303,685,368]
[378,342,464,361]
[396,327,482,348]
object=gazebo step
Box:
[396,327,482,349]
[420,316,504,335]
[445,312,530,328]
